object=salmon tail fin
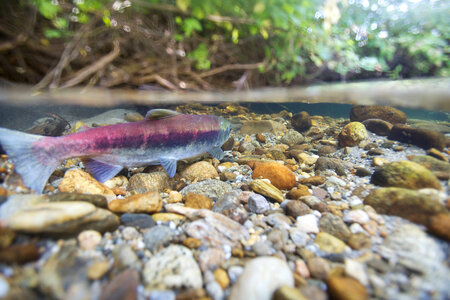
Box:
[0,128,60,193]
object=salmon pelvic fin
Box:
[0,128,60,193]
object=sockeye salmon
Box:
[0,109,232,193]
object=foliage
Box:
[22,0,450,84]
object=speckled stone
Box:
[318,212,351,242]
[307,257,330,280]
[184,193,214,209]
[143,245,202,290]
[315,232,347,253]
[181,161,219,181]
[338,122,368,147]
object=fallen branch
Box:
[0,34,27,52]
[60,40,120,88]
[199,62,265,78]
[136,73,179,90]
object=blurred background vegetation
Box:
[0,0,448,90]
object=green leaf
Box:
[176,0,190,12]
[44,28,62,39]
[38,1,60,19]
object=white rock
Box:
[77,230,102,251]
[345,258,369,285]
[0,277,9,298]
[343,210,370,224]
[143,245,202,290]
[229,256,294,300]
[295,214,319,233]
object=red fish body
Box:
[0,109,231,193]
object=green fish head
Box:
[217,117,232,146]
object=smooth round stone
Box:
[343,210,370,224]
[78,230,102,251]
[180,179,233,200]
[327,276,368,300]
[181,161,219,181]
[214,268,230,290]
[7,201,118,234]
[344,259,368,286]
[318,213,351,242]
[87,261,110,280]
[281,129,305,146]
[108,191,162,214]
[314,232,347,253]
[228,265,244,284]
[307,257,330,280]
[273,285,308,300]
[128,172,169,193]
[122,227,139,240]
[151,213,185,222]
[230,256,294,300]
[289,227,310,247]
[338,122,368,147]
[120,213,155,228]
[112,244,139,271]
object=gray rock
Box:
[265,213,292,230]
[212,191,248,224]
[112,244,140,271]
[120,213,155,228]
[377,223,450,299]
[38,242,91,299]
[315,157,351,176]
[229,256,294,300]
[166,204,249,249]
[144,225,176,252]
[143,245,202,290]
[248,193,270,214]
[281,129,305,146]
[289,227,310,247]
[285,200,311,218]
[318,213,351,242]
[6,201,119,236]
[252,240,275,256]
[180,179,233,200]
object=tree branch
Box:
[198,62,265,78]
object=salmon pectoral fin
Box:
[209,147,225,160]
[82,158,123,183]
[159,158,177,178]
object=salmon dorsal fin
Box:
[145,109,181,120]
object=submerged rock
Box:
[128,171,169,193]
[180,179,233,200]
[370,161,441,190]
[240,120,287,135]
[181,161,218,181]
[291,111,312,132]
[7,201,119,235]
[249,179,284,203]
[252,162,296,190]
[338,122,368,147]
[327,276,368,300]
[362,119,393,136]
[143,245,202,290]
[229,256,294,300]
[364,187,445,225]
[350,105,406,124]
[108,191,162,213]
[388,124,446,150]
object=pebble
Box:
[273,285,308,300]
[327,276,368,300]
[128,172,169,193]
[344,258,368,286]
[289,227,310,247]
[214,268,230,290]
[315,157,348,176]
[143,245,203,290]
[99,269,139,300]
[7,201,119,235]
[286,185,311,199]
[281,129,305,146]
[181,161,219,181]
[122,226,138,240]
[295,259,310,278]
[348,233,371,250]
[0,227,15,249]
[285,200,311,218]
[77,230,102,250]
[184,193,214,209]
[427,213,450,241]
[168,190,183,203]
[314,232,347,253]
[249,179,284,203]
[291,111,312,132]
[295,214,319,233]
[198,248,226,271]
[307,257,330,280]
[143,225,176,252]
[371,160,441,190]
[338,122,368,147]
[87,261,110,280]
[120,213,155,228]
[252,162,296,190]
[108,191,162,213]
[212,191,248,223]
[248,193,270,214]
[365,187,445,225]
[182,237,202,249]
[298,176,325,186]
[343,210,370,224]
[0,243,40,264]
[113,244,139,271]
[318,212,351,241]
[229,256,294,300]
[180,179,233,200]
[151,212,185,222]
[58,169,116,202]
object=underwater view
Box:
[0,0,449,300]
